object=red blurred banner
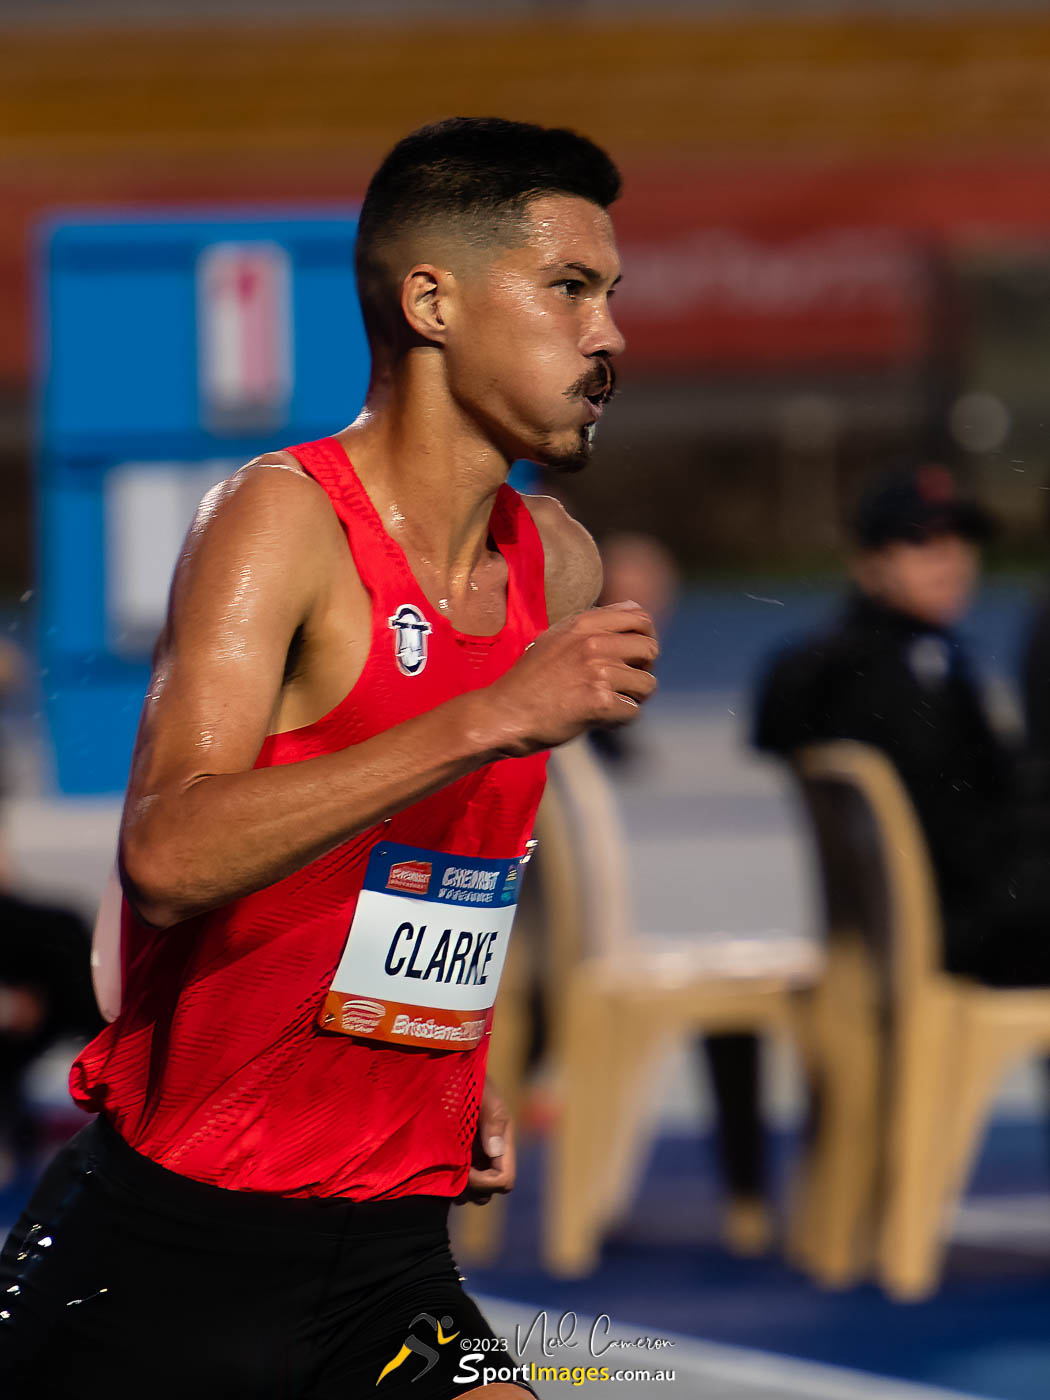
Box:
[609,159,1050,372]
[614,226,931,369]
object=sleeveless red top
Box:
[70,437,549,1199]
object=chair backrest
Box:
[533,737,635,962]
[792,742,944,1001]
[91,860,124,1023]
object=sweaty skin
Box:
[120,466,655,928]
[116,193,657,1242]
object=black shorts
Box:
[0,1117,537,1400]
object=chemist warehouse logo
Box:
[386,860,432,895]
[377,1312,460,1386]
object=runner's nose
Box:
[582,299,626,359]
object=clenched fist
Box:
[487,601,658,758]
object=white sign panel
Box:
[105,459,241,653]
[197,241,293,431]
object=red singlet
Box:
[71,437,549,1199]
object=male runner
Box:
[0,118,656,1398]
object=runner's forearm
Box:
[120,688,514,928]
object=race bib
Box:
[319,841,526,1051]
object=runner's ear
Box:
[401,264,454,345]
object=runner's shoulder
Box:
[169,452,347,619]
[521,493,602,622]
[192,451,338,549]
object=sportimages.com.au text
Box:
[454,1358,677,1388]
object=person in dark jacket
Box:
[0,645,104,1178]
[1021,588,1050,793]
[0,893,103,1179]
[756,462,1050,986]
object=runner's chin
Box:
[540,426,594,474]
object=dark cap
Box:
[852,464,995,549]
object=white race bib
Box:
[319,841,526,1051]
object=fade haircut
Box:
[355,116,622,349]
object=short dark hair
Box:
[355,116,622,347]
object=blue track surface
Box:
[463,1121,1050,1400]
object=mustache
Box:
[565,357,617,405]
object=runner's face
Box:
[446,195,625,471]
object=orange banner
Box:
[320,990,488,1051]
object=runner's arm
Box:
[120,468,655,929]
[524,493,603,623]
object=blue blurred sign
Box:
[37,208,367,793]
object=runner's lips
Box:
[578,362,615,423]
[583,379,614,419]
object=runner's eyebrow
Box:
[542,261,622,288]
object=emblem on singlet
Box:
[388,604,432,676]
